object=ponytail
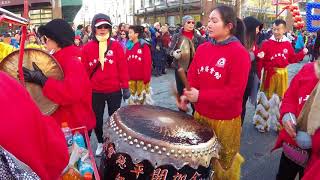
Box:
[235,17,246,46]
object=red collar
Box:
[182,30,194,40]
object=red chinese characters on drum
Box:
[150,169,201,180]
[130,164,144,179]
[151,168,168,180]
[115,173,125,180]
[105,143,116,158]
[172,172,187,180]
[116,154,127,169]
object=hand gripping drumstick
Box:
[177,67,191,91]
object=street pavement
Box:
[91,56,310,179]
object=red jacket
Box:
[257,36,305,88]
[0,72,68,180]
[82,39,129,93]
[188,40,251,120]
[43,45,96,130]
[126,42,152,83]
[303,129,320,180]
[274,63,319,150]
[161,32,171,48]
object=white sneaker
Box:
[95,143,103,156]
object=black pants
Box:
[241,87,250,125]
[276,152,304,180]
[175,69,195,114]
[92,91,122,143]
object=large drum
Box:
[0,48,63,115]
[100,105,220,179]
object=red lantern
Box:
[299,21,305,26]
[292,11,298,16]
[294,16,302,22]
[289,6,295,12]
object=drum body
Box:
[0,48,63,115]
[100,105,220,179]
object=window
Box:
[29,8,52,26]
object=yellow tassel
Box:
[96,34,109,70]
[261,68,288,99]
[128,80,152,105]
[0,42,15,62]
[214,153,245,180]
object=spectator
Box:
[82,25,92,44]
[160,25,172,68]
[74,35,82,47]
[124,23,130,32]
[75,24,84,37]
[118,30,128,51]
[313,30,320,62]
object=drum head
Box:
[116,105,213,145]
[104,105,219,170]
[0,48,63,115]
[102,105,219,179]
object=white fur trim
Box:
[270,35,291,42]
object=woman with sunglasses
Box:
[126,25,152,105]
[22,19,96,137]
[169,15,206,112]
[118,30,128,51]
[177,6,250,180]
[82,13,130,156]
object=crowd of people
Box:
[1,4,320,180]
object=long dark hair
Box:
[236,18,246,46]
[243,16,262,50]
[213,5,246,44]
[129,25,144,39]
[119,23,125,31]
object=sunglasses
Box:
[121,33,126,35]
[97,24,109,29]
[187,21,195,24]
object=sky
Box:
[74,0,117,25]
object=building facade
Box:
[0,0,82,26]
[132,0,257,26]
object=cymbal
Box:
[0,48,64,115]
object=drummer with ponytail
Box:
[177,5,250,180]
[126,25,153,105]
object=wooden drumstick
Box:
[171,84,181,103]
[177,67,191,91]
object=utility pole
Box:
[179,0,183,24]
[235,0,242,17]
[276,0,279,16]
